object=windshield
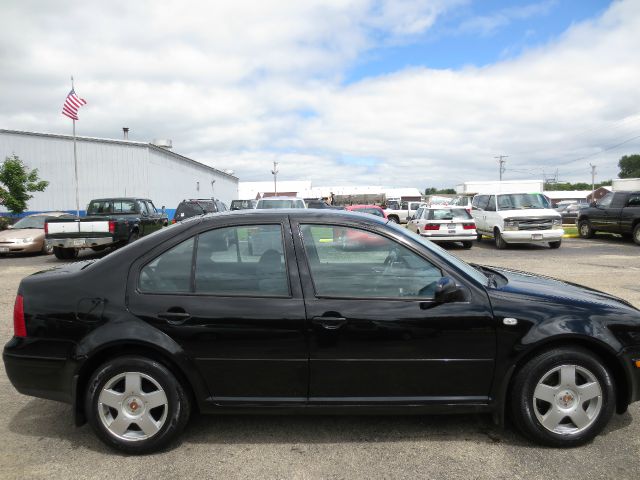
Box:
[497,193,551,211]
[12,216,47,229]
[257,199,305,209]
[385,221,489,285]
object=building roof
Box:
[0,128,237,180]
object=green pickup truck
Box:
[45,198,168,259]
[576,190,640,245]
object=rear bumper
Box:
[501,230,563,243]
[46,236,114,249]
[419,233,476,242]
[3,337,74,404]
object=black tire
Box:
[53,246,77,259]
[476,233,483,242]
[633,223,640,246]
[578,220,595,239]
[494,229,507,249]
[128,230,140,244]
[387,216,399,224]
[462,241,473,249]
[510,347,615,448]
[41,242,53,255]
[85,355,191,454]
[549,240,562,249]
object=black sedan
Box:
[4,210,640,454]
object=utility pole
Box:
[494,155,508,181]
[590,163,596,201]
[271,161,279,196]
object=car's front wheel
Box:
[510,347,615,447]
[494,229,507,249]
[578,220,595,239]
[549,240,562,249]
[462,241,473,249]
[85,356,191,454]
[633,223,640,245]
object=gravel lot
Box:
[1,235,639,479]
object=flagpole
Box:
[71,75,80,218]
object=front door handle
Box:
[312,316,347,330]
[158,310,191,324]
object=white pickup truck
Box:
[384,200,424,224]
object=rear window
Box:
[87,200,137,214]
[257,199,305,209]
[428,209,472,220]
[175,201,216,220]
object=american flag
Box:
[61,89,87,120]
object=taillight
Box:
[44,221,49,234]
[463,223,475,230]
[171,219,176,224]
[108,220,116,233]
[13,295,26,338]
[424,224,440,231]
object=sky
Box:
[1,0,639,190]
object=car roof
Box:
[200,208,389,225]
[346,204,382,209]
[90,197,150,202]
[26,211,73,218]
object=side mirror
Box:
[590,201,597,207]
[434,277,460,304]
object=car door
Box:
[290,218,495,403]
[471,195,489,233]
[408,207,424,233]
[145,200,163,232]
[589,192,614,231]
[127,217,308,404]
[620,193,640,233]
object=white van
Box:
[471,192,563,249]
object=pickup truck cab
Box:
[576,191,640,245]
[471,192,563,249]
[385,201,424,224]
[46,198,166,260]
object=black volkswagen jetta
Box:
[4,210,640,453]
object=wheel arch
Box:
[495,336,629,425]
[73,341,203,426]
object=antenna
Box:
[271,161,279,196]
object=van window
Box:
[485,196,496,212]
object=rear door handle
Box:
[158,311,191,324]
[312,316,347,330]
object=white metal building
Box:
[0,129,238,217]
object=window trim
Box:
[136,222,294,299]
[297,222,445,302]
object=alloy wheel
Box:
[533,364,602,435]
[97,371,168,442]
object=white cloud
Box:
[1,0,639,191]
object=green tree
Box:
[0,155,49,215]
[618,154,640,178]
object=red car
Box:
[339,205,388,249]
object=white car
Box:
[471,192,563,249]
[407,206,477,249]
[255,196,306,209]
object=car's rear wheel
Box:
[510,347,615,447]
[549,240,562,249]
[85,356,190,454]
[462,241,473,249]
[41,242,53,255]
[494,229,507,249]
[578,220,595,239]
[633,223,640,245]
[128,230,140,244]
[476,233,483,242]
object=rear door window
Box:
[139,237,195,293]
